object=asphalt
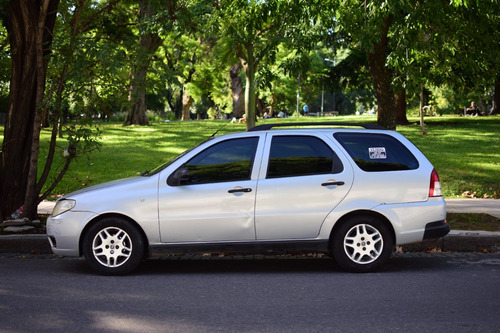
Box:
[0,199,499,255]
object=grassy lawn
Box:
[1,115,499,199]
[397,116,500,199]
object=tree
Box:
[1,0,113,219]
[214,0,334,129]
[389,1,500,122]
[454,1,500,115]
[336,1,402,129]
[124,0,165,126]
[0,0,60,219]
[34,0,118,204]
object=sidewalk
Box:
[37,201,55,215]
[1,199,499,254]
[446,198,500,218]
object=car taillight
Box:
[429,169,442,197]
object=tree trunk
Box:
[491,73,500,115]
[24,0,60,218]
[230,63,245,118]
[366,15,396,130]
[0,0,59,220]
[419,83,427,135]
[395,88,410,125]
[181,93,193,120]
[269,92,277,116]
[241,44,256,130]
[124,0,162,126]
[125,64,150,125]
[166,90,183,119]
[256,97,265,117]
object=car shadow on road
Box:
[137,257,340,275]
[58,253,470,276]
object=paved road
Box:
[1,253,499,332]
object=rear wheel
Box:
[82,218,145,275]
[332,216,393,272]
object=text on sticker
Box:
[369,147,387,159]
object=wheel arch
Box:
[328,210,396,254]
[78,213,149,257]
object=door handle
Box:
[228,188,252,193]
[321,181,345,187]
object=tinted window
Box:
[334,133,419,171]
[267,136,343,178]
[173,137,258,185]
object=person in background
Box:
[466,101,479,116]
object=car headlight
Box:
[52,199,76,216]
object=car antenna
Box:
[210,118,233,137]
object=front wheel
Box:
[82,218,145,275]
[332,216,393,273]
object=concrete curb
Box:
[0,234,52,254]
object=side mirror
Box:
[167,167,190,186]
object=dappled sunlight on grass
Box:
[399,116,500,198]
[2,115,497,198]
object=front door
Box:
[158,137,260,243]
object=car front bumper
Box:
[46,211,97,257]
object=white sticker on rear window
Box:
[369,147,387,159]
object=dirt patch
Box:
[447,213,500,232]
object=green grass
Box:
[35,120,248,197]
[1,115,499,199]
[396,116,500,198]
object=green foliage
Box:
[336,0,499,111]
[63,122,102,159]
[48,1,134,119]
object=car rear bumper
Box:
[423,220,450,240]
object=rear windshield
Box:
[334,133,419,172]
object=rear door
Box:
[254,133,353,240]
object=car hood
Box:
[63,177,145,199]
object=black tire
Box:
[82,217,145,275]
[332,216,393,273]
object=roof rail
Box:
[248,122,387,132]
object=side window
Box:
[170,137,259,185]
[267,136,343,179]
[334,133,419,172]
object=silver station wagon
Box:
[47,122,449,274]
